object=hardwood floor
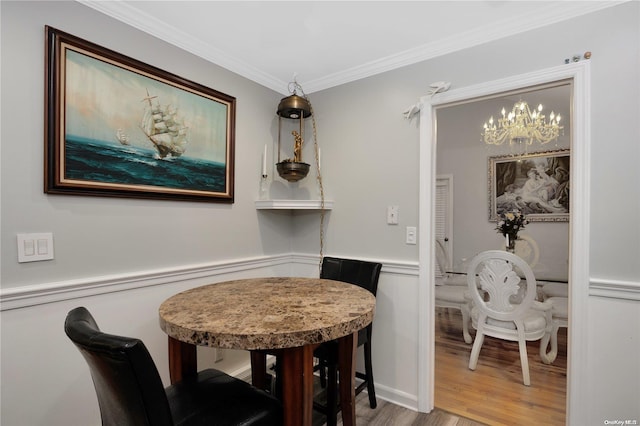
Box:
[314,392,486,425]
[434,308,567,425]
[284,307,567,425]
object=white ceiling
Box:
[81,1,623,94]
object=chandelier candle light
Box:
[482,100,563,146]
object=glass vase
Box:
[506,233,517,253]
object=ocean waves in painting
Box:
[64,136,226,193]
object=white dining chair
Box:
[540,296,568,364]
[466,250,553,386]
[435,239,472,343]
[540,282,569,299]
[500,232,540,269]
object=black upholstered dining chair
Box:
[314,256,382,426]
[64,306,282,426]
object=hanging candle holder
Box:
[275,90,311,182]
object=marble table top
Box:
[159,277,376,350]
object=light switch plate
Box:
[406,226,417,245]
[387,205,399,224]
[17,233,54,263]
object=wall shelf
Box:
[255,200,333,210]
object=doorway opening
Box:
[416,62,591,426]
[432,82,571,424]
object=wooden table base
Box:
[249,333,356,426]
[169,335,358,426]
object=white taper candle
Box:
[262,144,267,176]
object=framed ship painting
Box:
[45,26,235,202]
[488,149,570,222]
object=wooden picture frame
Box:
[45,26,235,202]
[488,149,570,222]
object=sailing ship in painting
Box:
[115,128,130,146]
[140,89,188,159]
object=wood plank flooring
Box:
[314,392,486,425]
[307,306,567,425]
[434,308,567,425]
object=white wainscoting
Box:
[0,253,637,425]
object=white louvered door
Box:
[435,175,453,276]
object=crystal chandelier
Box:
[482,100,563,146]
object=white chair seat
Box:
[471,306,548,333]
[548,296,568,319]
[540,282,568,299]
[436,285,467,303]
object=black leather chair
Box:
[64,307,282,426]
[314,256,382,426]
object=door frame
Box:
[417,62,591,425]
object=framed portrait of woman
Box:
[488,149,570,222]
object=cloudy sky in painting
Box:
[63,47,229,163]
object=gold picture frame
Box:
[488,149,570,222]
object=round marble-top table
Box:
[159,277,376,426]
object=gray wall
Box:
[1,1,639,425]
[1,2,292,424]
[1,1,290,288]
[299,3,639,281]
[293,2,639,423]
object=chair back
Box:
[320,256,382,297]
[506,233,540,269]
[64,307,173,426]
[466,250,537,323]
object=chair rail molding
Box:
[0,255,292,311]
[1,253,419,311]
[589,277,640,301]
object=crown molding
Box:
[302,1,626,93]
[78,1,627,94]
[77,0,289,93]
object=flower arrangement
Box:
[496,210,529,251]
[496,210,529,236]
